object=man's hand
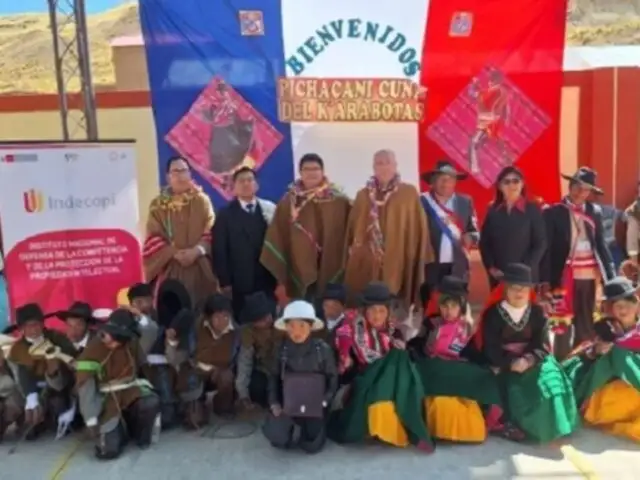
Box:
[178,247,201,267]
[270,404,282,417]
[488,268,503,279]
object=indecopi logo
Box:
[22,189,116,214]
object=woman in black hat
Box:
[5,303,76,440]
[235,291,281,409]
[75,308,161,460]
[480,166,547,289]
[327,282,433,452]
[475,263,578,443]
[563,276,640,441]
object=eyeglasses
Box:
[169,168,190,175]
[501,177,522,185]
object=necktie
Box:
[246,203,254,214]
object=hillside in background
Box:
[1,2,640,94]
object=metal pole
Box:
[47,0,70,141]
[74,0,99,140]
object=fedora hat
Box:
[421,160,468,184]
[240,291,275,324]
[55,301,97,324]
[561,167,603,195]
[100,308,140,342]
[502,263,534,287]
[15,303,45,326]
[602,276,638,303]
[274,300,324,331]
[358,281,394,307]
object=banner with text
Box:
[0,142,143,328]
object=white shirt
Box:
[73,333,90,351]
[500,301,529,324]
[239,198,257,213]
[326,313,345,331]
[438,194,456,264]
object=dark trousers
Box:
[249,370,269,407]
[262,413,327,454]
[420,263,454,305]
[96,395,160,460]
[553,279,596,360]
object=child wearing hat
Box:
[5,303,76,441]
[410,276,494,444]
[563,276,640,441]
[52,301,98,356]
[76,308,161,460]
[313,283,347,344]
[236,291,283,409]
[476,263,578,443]
[262,300,337,454]
[188,293,239,421]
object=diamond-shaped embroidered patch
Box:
[426,65,551,188]
[165,77,283,199]
[239,10,265,36]
[450,12,473,37]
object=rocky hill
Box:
[0,2,638,94]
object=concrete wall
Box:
[0,67,638,304]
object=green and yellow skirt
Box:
[564,346,640,442]
[327,349,433,450]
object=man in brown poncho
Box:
[143,157,217,304]
[344,150,434,306]
[260,153,351,300]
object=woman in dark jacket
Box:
[479,166,547,289]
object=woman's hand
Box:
[595,341,613,355]
[392,338,406,350]
[510,358,529,373]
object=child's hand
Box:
[595,341,613,355]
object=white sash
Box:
[424,193,462,241]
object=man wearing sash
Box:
[542,168,615,355]
[419,160,479,304]
[344,150,433,307]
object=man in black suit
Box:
[212,167,277,322]
[419,160,479,304]
[542,167,615,354]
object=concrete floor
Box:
[1,419,639,480]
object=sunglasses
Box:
[501,177,522,185]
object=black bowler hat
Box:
[561,167,603,195]
[101,308,140,342]
[322,283,347,305]
[421,160,468,184]
[240,291,275,324]
[54,301,97,324]
[502,263,534,287]
[358,282,394,307]
[15,303,45,326]
[602,276,638,303]
[439,276,468,298]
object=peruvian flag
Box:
[420,0,568,220]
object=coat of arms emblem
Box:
[450,12,473,37]
[239,10,264,36]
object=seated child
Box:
[262,300,337,454]
[76,308,160,460]
[6,303,76,441]
[409,276,496,444]
[327,282,433,451]
[478,263,578,443]
[564,276,640,442]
